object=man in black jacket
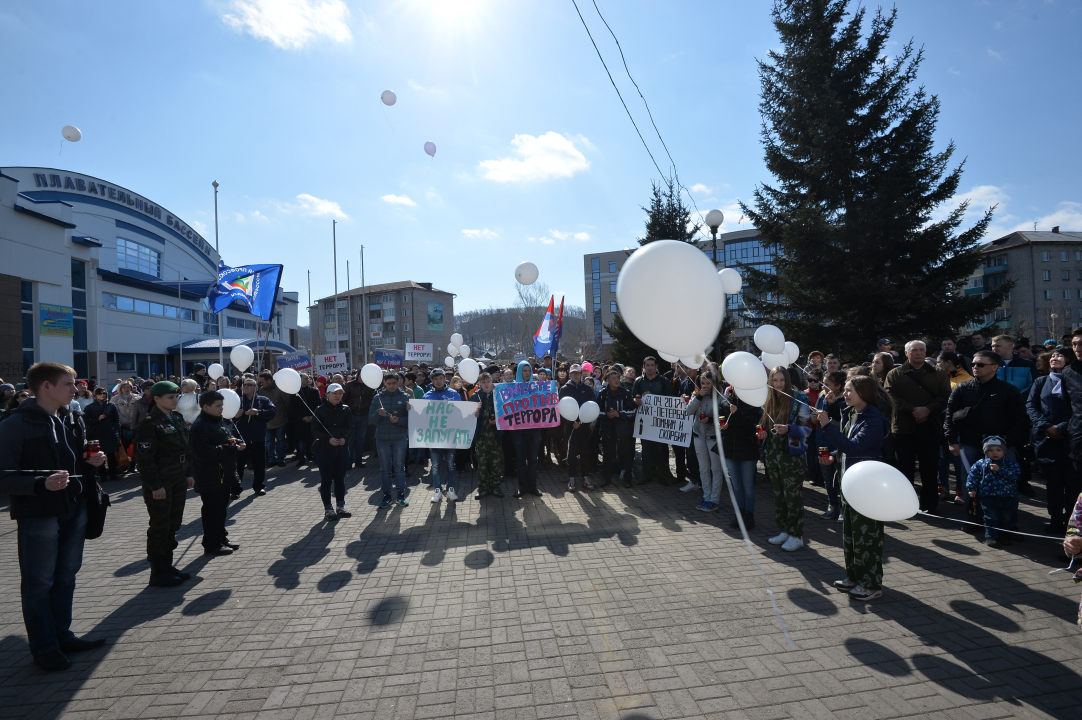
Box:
[632,356,675,484]
[290,373,321,467]
[944,350,1027,467]
[560,364,598,491]
[342,373,374,469]
[190,390,245,556]
[232,377,276,498]
[1062,330,1082,487]
[597,369,636,487]
[0,362,107,672]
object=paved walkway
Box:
[1,453,1079,720]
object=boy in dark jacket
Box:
[232,377,276,498]
[596,369,636,487]
[966,435,1021,548]
[560,364,598,491]
[190,390,245,556]
[0,362,107,671]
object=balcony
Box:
[984,264,1008,275]
[964,287,985,296]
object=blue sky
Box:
[1,0,1079,323]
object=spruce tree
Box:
[741,0,1009,361]
[638,176,700,245]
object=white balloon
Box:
[61,125,82,142]
[380,90,397,106]
[445,356,455,368]
[558,396,580,422]
[761,351,790,370]
[657,351,679,363]
[719,267,742,295]
[230,344,254,372]
[733,384,769,407]
[784,341,800,366]
[424,141,436,157]
[447,343,458,357]
[360,363,384,390]
[515,261,539,285]
[616,241,725,357]
[459,344,471,359]
[841,460,920,522]
[450,333,464,348]
[680,354,705,368]
[219,388,241,420]
[753,325,786,355]
[458,358,480,384]
[578,400,600,424]
[721,352,768,390]
[273,367,302,394]
[208,363,224,380]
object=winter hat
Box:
[982,435,1006,452]
[150,381,180,396]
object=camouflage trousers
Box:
[841,492,884,590]
[476,429,502,493]
[142,477,187,564]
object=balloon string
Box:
[773,388,813,408]
[914,510,1067,542]
[296,394,334,437]
[57,139,64,157]
[421,156,433,184]
[711,372,796,649]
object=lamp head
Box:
[705,209,724,230]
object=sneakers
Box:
[833,578,857,590]
[397,492,409,507]
[431,487,443,503]
[849,585,882,601]
[768,532,790,545]
[568,478,578,492]
[445,487,458,502]
[378,493,392,508]
[679,481,697,492]
[954,494,965,505]
[939,485,951,500]
[582,478,595,491]
[324,509,338,522]
[253,488,267,496]
[781,536,804,552]
[695,501,707,511]
[336,506,352,518]
[820,506,837,519]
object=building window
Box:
[1067,310,1073,319]
[1077,252,1082,261]
[1044,290,1052,299]
[369,309,381,320]
[591,257,602,346]
[102,292,195,320]
[1066,290,1073,299]
[227,316,260,330]
[383,308,394,318]
[403,309,410,317]
[116,238,161,278]
[402,294,410,302]
[1064,271,1071,280]
[610,301,617,313]
[1043,252,1051,262]
[21,280,34,374]
[336,299,348,308]
[608,260,616,273]
[1043,271,1051,281]
[404,323,410,332]
[609,281,616,293]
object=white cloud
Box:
[539,237,555,245]
[295,193,349,219]
[987,48,1002,61]
[690,183,711,195]
[192,220,207,234]
[462,228,497,239]
[935,185,1082,240]
[222,0,351,50]
[549,230,570,240]
[573,232,591,241]
[689,202,749,234]
[479,132,590,183]
[1010,201,1082,234]
[380,194,416,207]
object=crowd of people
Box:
[2,327,1082,672]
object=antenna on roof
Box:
[1034,222,1038,231]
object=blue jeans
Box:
[349,418,370,466]
[377,437,408,495]
[938,445,964,496]
[725,458,757,513]
[430,448,456,490]
[980,495,1018,540]
[265,426,287,464]
[316,446,349,508]
[17,500,87,656]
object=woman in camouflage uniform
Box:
[472,372,504,499]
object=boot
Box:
[742,510,755,530]
[148,561,183,587]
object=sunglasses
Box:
[971,362,995,368]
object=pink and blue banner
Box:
[493,380,560,431]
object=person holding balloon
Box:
[758,367,812,552]
[816,375,891,601]
[189,390,245,557]
[312,383,354,521]
[560,364,599,491]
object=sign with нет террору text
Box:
[314,354,347,374]
[407,399,478,448]
[632,394,694,447]
[493,380,560,431]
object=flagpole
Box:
[178,270,183,376]
[346,260,353,369]
[360,246,367,366]
[332,220,339,360]
[213,180,223,367]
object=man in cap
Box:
[869,338,898,363]
[423,367,462,502]
[134,381,195,587]
[560,364,597,491]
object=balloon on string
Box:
[680,353,706,368]
[840,460,920,522]
[721,352,767,390]
[61,125,82,142]
[657,350,679,363]
[360,363,384,390]
[273,368,302,394]
[761,351,790,370]
[450,333,463,348]
[458,358,480,384]
[230,344,254,372]
[380,90,397,106]
[219,389,241,419]
[578,400,600,424]
[208,363,224,380]
[515,261,539,285]
[459,344,471,359]
[753,325,786,355]
[424,141,436,157]
[784,341,800,366]
[447,343,458,357]
[733,384,769,407]
[616,240,725,357]
[558,396,580,422]
[719,267,742,295]
[444,356,455,368]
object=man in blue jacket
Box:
[232,377,276,498]
[368,372,412,508]
[560,364,598,491]
[423,368,462,503]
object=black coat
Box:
[1064,362,1082,460]
[1029,374,1071,463]
[943,377,1027,449]
[236,393,276,444]
[313,399,354,447]
[189,411,240,494]
[720,391,761,462]
[0,400,92,520]
[595,385,636,438]
[83,400,121,453]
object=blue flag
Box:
[532,296,555,358]
[206,261,283,321]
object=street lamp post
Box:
[212,180,223,367]
[705,209,724,267]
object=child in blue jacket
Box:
[966,435,1020,547]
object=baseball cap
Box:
[326,383,344,393]
[430,367,446,376]
[569,364,582,373]
[877,338,891,346]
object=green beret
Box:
[150,381,179,397]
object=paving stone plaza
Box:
[1,457,1079,719]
